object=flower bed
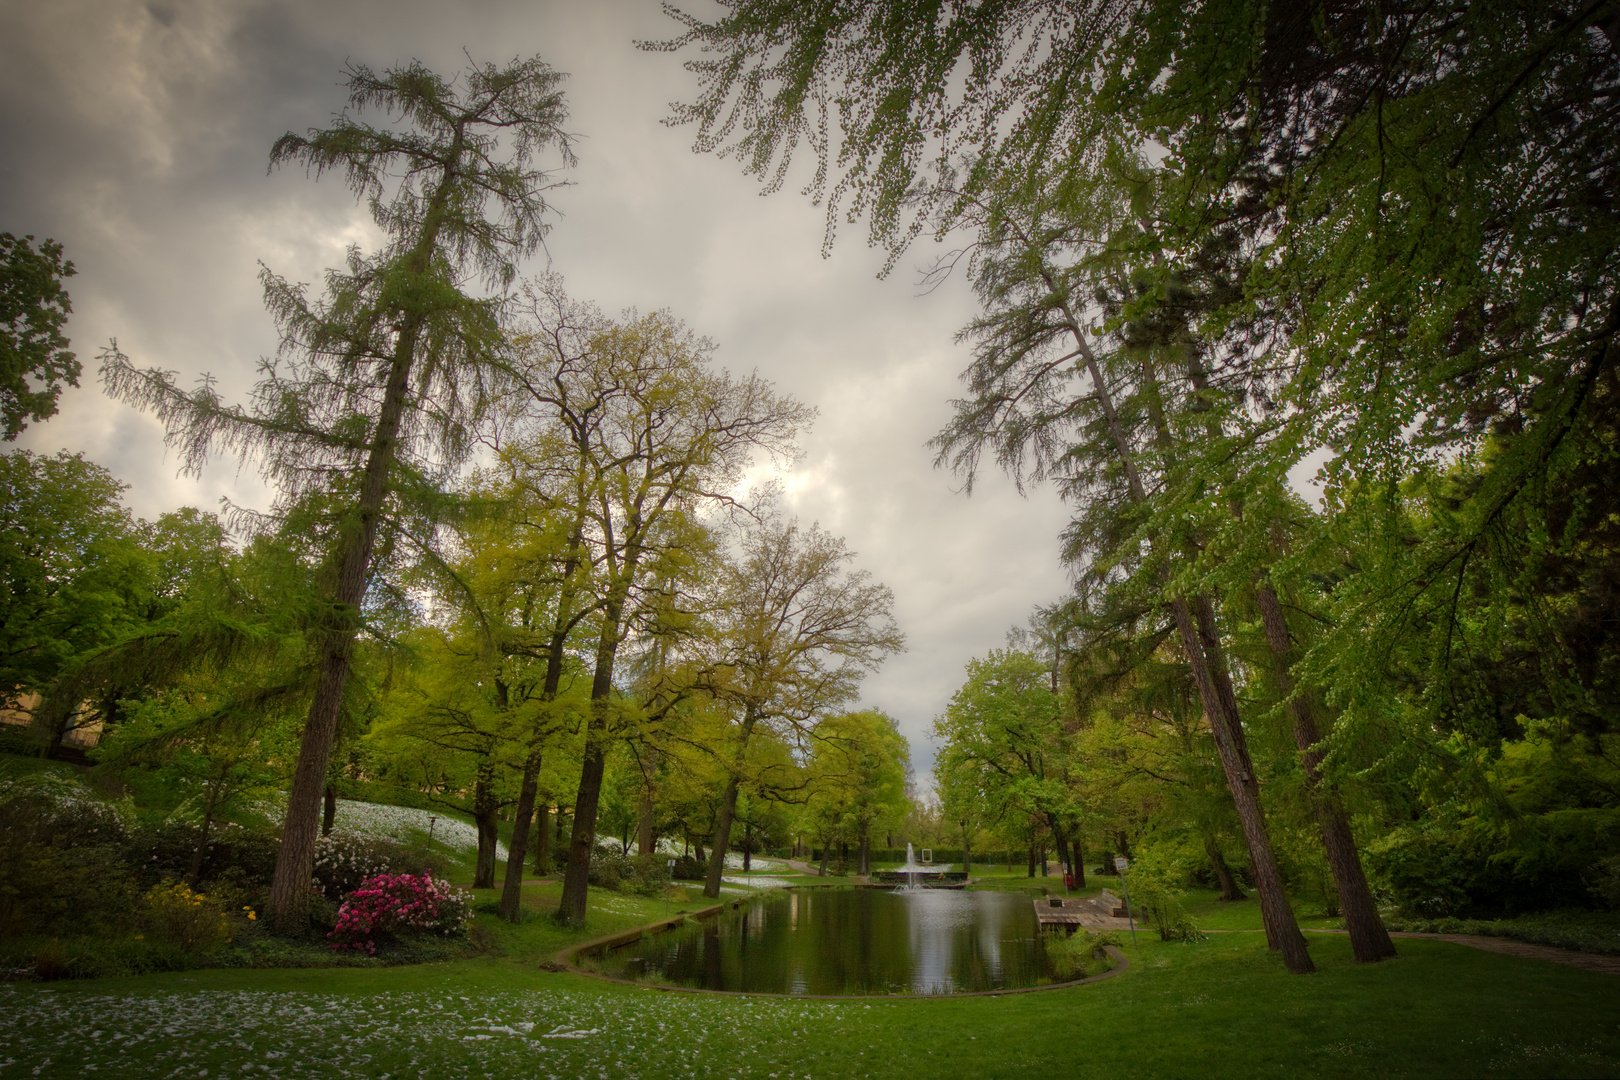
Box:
[328,872,472,956]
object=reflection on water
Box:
[587,888,1056,995]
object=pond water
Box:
[585,888,1061,995]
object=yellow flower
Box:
[134,935,144,940]
[247,912,256,920]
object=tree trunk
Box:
[533,801,551,875]
[1204,834,1246,901]
[961,826,972,876]
[818,839,829,877]
[702,708,759,899]
[858,824,870,877]
[500,754,542,922]
[188,782,220,888]
[321,785,336,838]
[1253,581,1394,961]
[1027,840,1037,878]
[637,788,656,858]
[472,760,498,890]
[702,773,743,899]
[1171,593,1314,972]
[557,582,630,925]
[1071,838,1086,888]
[558,740,606,924]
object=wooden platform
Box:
[1034,890,1134,930]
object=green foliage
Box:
[1124,859,1206,943]
[0,450,146,730]
[586,845,672,897]
[0,233,77,440]
[143,881,234,953]
[1042,927,1122,979]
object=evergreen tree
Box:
[101,57,573,929]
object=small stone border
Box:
[552,888,1129,1000]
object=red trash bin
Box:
[1064,872,1075,889]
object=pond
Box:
[584,887,1063,995]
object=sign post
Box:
[1114,856,1137,944]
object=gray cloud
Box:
[2,0,1075,782]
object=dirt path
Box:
[1209,928,1620,976]
[1380,930,1620,976]
[785,858,821,876]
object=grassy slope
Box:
[7,880,1620,1079]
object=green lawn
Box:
[6,883,1618,1079]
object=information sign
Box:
[1113,856,1128,872]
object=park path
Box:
[784,858,821,876]
[1378,930,1620,975]
[1211,928,1620,976]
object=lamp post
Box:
[1114,855,1137,944]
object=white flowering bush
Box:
[312,832,401,900]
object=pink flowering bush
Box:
[326,872,472,955]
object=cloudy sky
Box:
[1,0,1076,783]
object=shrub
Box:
[313,832,406,900]
[671,855,708,881]
[0,840,137,938]
[587,844,632,891]
[31,939,71,981]
[124,821,281,890]
[1124,859,1206,942]
[1043,929,1121,980]
[144,881,232,953]
[327,873,472,956]
[1586,855,1620,910]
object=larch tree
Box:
[100,57,574,929]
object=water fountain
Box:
[871,843,966,889]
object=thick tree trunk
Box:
[1204,835,1246,901]
[558,741,606,924]
[858,825,870,877]
[703,774,742,899]
[637,789,656,858]
[702,709,758,899]
[1027,840,1037,878]
[473,761,498,890]
[558,582,630,925]
[322,785,336,837]
[1254,582,1395,962]
[1071,838,1086,888]
[500,754,542,922]
[1171,593,1314,972]
[533,801,551,875]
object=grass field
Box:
[5,878,1619,1079]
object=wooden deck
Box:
[1034,890,1134,930]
